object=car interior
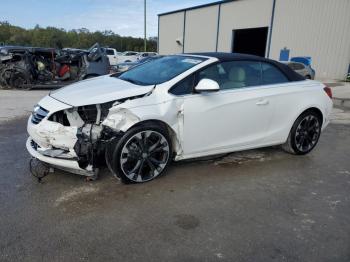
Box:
[198,61,263,90]
[170,60,290,96]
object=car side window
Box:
[169,74,195,96]
[197,61,262,90]
[295,63,305,70]
[261,62,289,85]
[106,49,114,55]
[288,62,304,70]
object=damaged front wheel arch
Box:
[107,121,174,183]
[126,119,178,155]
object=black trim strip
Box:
[182,11,186,53]
[157,15,160,53]
[267,0,277,58]
[158,0,236,16]
[215,4,221,52]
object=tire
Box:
[282,110,322,155]
[10,71,29,89]
[305,75,312,80]
[111,123,173,183]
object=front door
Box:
[182,61,275,156]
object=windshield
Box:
[118,55,206,85]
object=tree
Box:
[0,21,158,52]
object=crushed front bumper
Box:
[26,95,95,176]
[26,137,93,176]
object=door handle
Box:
[256,99,269,105]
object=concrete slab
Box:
[0,90,48,123]
[1,116,350,261]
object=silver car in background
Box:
[283,61,315,79]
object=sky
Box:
[0,0,216,37]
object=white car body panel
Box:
[26,54,333,176]
[182,85,274,155]
[116,51,140,63]
[50,75,154,106]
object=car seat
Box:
[222,67,246,89]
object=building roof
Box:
[158,0,236,16]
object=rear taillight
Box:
[323,85,332,99]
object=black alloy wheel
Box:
[111,124,172,183]
[282,111,322,155]
[294,114,321,153]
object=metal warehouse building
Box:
[158,0,350,80]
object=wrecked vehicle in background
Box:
[0,43,110,89]
[26,53,332,184]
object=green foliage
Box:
[0,21,157,52]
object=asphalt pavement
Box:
[1,86,350,261]
[1,107,350,261]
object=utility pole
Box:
[144,0,147,52]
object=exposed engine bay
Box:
[0,43,110,89]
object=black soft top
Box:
[187,52,305,81]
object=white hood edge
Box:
[49,75,155,107]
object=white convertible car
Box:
[27,53,333,183]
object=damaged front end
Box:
[27,94,144,178]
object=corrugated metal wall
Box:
[184,5,219,52]
[158,0,350,79]
[270,0,350,79]
[158,12,185,54]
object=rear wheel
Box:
[111,123,172,183]
[282,111,322,155]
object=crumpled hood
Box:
[50,75,154,106]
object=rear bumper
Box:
[26,137,93,176]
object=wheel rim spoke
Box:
[131,159,146,182]
[146,158,158,177]
[295,115,320,152]
[148,136,161,152]
[134,134,145,151]
[149,156,167,165]
[130,160,142,174]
